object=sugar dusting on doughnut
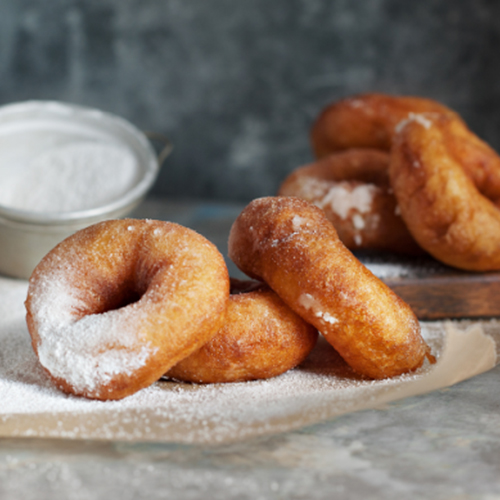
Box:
[394,112,435,134]
[390,113,500,271]
[228,196,435,379]
[318,182,376,220]
[30,271,159,395]
[166,279,318,383]
[298,293,340,325]
[278,149,422,254]
[26,219,230,400]
[310,93,461,157]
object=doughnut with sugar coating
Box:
[310,93,460,158]
[166,279,318,383]
[390,113,500,271]
[278,148,421,254]
[228,196,434,379]
[25,219,230,400]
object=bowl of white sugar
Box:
[0,101,168,279]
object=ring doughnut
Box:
[166,279,318,383]
[228,196,434,379]
[390,113,500,271]
[278,149,421,254]
[310,93,460,158]
[25,219,230,400]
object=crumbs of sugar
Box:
[32,274,158,393]
[298,293,339,324]
[319,184,376,220]
[395,112,433,134]
[0,275,446,444]
[317,311,339,325]
[352,214,365,230]
[292,215,308,231]
[409,112,433,129]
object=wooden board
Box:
[358,253,500,320]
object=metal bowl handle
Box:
[144,131,173,167]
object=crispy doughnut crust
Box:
[417,114,500,206]
[166,279,318,383]
[311,93,460,158]
[25,219,230,400]
[278,149,422,254]
[228,197,433,379]
[390,114,500,271]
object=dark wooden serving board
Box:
[357,253,500,320]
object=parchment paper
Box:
[0,276,497,445]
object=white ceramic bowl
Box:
[0,101,170,279]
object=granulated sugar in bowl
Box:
[0,101,169,279]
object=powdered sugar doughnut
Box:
[228,197,434,379]
[311,93,460,158]
[167,279,318,383]
[25,219,230,400]
[278,149,421,254]
[390,113,500,271]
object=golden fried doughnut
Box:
[311,93,460,158]
[278,149,421,254]
[390,113,500,271]
[228,196,434,379]
[400,113,500,206]
[166,279,318,383]
[25,219,230,400]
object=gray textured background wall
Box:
[0,0,499,202]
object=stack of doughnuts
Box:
[166,278,318,384]
[25,220,318,399]
[28,93,460,401]
[279,93,500,271]
[26,202,434,400]
[227,196,434,380]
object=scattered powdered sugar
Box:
[363,262,415,279]
[299,293,339,325]
[394,112,434,135]
[291,215,309,231]
[317,183,376,220]
[352,213,366,230]
[409,112,433,129]
[0,275,486,445]
[358,253,447,280]
[293,177,328,201]
[0,141,139,213]
[318,312,339,325]
[29,272,157,394]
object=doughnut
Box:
[395,112,500,206]
[25,219,230,400]
[228,196,434,379]
[389,113,500,271]
[278,148,421,254]
[310,93,460,158]
[166,279,318,383]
